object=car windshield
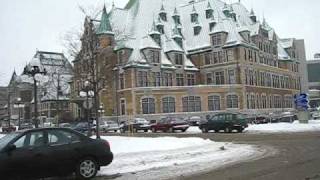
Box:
[0,133,20,150]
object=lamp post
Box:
[14,98,25,129]
[80,81,94,137]
[98,103,105,136]
[23,65,47,128]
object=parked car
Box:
[102,121,120,133]
[2,125,16,133]
[0,128,113,179]
[71,122,92,134]
[58,123,72,128]
[120,118,150,133]
[185,116,202,126]
[279,115,298,123]
[18,123,33,130]
[199,113,248,133]
[150,117,189,133]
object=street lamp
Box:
[14,98,25,129]
[23,65,47,128]
[98,103,105,135]
[79,80,94,136]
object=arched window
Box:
[182,96,201,112]
[142,98,155,114]
[208,95,221,111]
[227,95,239,109]
[162,97,175,113]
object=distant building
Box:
[9,51,73,123]
[308,54,320,107]
[72,0,305,120]
[0,87,8,122]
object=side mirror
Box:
[5,144,16,152]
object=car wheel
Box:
[144,129,148,132]
[238,128,244,133]
[152,128,156,133]
[201,128,208,133]
[225,127,232,133]
[181,129,187,132]
[76,157,98,179]
[120,128,125,133]
[114,130,117,133]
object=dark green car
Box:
[199,113,248,133]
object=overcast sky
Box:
[0,0,319,86]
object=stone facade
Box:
[71,0,304,121]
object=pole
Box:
[86,90,91,137]
[18,106,21,129]
[56,73,60,126]
[34,78,39,128]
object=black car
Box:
[18,123,33,130]
[0,128,113,179]
[199,113,248,133]
[72,122,92,134]
[120,118,151,133]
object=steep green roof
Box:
[96,5,114,35]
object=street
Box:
[93,132,320,180]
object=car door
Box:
[4,130,49,178]
[46,129,83,175]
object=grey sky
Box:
[0,0,319,86]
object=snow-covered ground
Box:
[98,136,264,179]
[246,120,320,134]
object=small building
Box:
[307,54,320,108]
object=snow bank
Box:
[246,120,320,133]
[0,134,4,139]
[98,136,262,179]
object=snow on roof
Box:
[279,38,294,49]
[107,0,295,68]
[278,42,291,61]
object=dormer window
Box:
[209,22,216,31]
[157,25,164,34]
[160,12,167,21]
[174,53,183,65]
[148,50,160,63]
[206,9,213,19]
[191,13,198,23]
[194,26,201,35]
[212,33,222,46]
[173,16,181,24]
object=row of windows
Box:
[204,50,234,65]
[246,94,293,109]
[244,69,301,90]
[135,71,196,88]
[141,95,239,114]
[206,69,236,85]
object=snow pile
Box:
[0,134,4,139]
[246,120,320,133]
[98,136,261,179]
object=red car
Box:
[2,125,16,133]
[150,117,189,133]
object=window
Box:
[48,130,81,145]
[120,99,126,115]
[215,71,225,85]
[212,34,222,46]
[228,69,236,84]
[206,9,213,19]
[218,51,224,63]
[187,74,195,85]
[208,95,221,111]
[14,131,44,148]
[226,50,234,61]
[152,72,161,87]
[206,73,213,84]
[175,53,183,65]
[213,52,218,64]
[119,73,125,89]
[182,96,201,112]
[204,53,211,65]
[162,97,175,113]
[191,13,198,23]
[142,98,155,114]
[149,50,160,63]
[163,73,173,86]
[137,71,148,87]
[250,94,255,109]
[194,27,201,35]
[226,95,239,108]
[176,73,184,86]
[118,50,125,64]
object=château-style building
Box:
[71,0,305,120]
